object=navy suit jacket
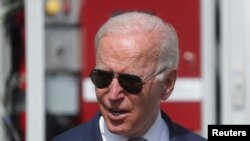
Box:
[52,111,207,141]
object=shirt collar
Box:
[99,110,169,141]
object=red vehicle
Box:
[80,0,202,133]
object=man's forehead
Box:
[97,34,159,53]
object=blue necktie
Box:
[127,138,148,141]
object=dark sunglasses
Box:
[89,67,167,94]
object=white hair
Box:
[95,11,179,79]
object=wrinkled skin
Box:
[95,34,177,138]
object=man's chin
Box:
[107,124,128,135]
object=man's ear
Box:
[161,69,177,100]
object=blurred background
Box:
[0,0,250,141]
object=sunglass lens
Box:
[119,74,143,94]
[90,69,113,88]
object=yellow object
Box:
[45,0,61,16]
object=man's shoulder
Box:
[161,111,207,141]
[51,113,102,141]
[51,123,91,141]
[171,123,207,141]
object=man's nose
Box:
[107,78,125,101]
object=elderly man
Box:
[52,11,207,141]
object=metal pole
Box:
[201,0,216,138]
[25,0,45,141]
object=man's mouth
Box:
[109,108,128,116]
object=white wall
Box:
[202,0,250,137]
[220,0,250,124]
